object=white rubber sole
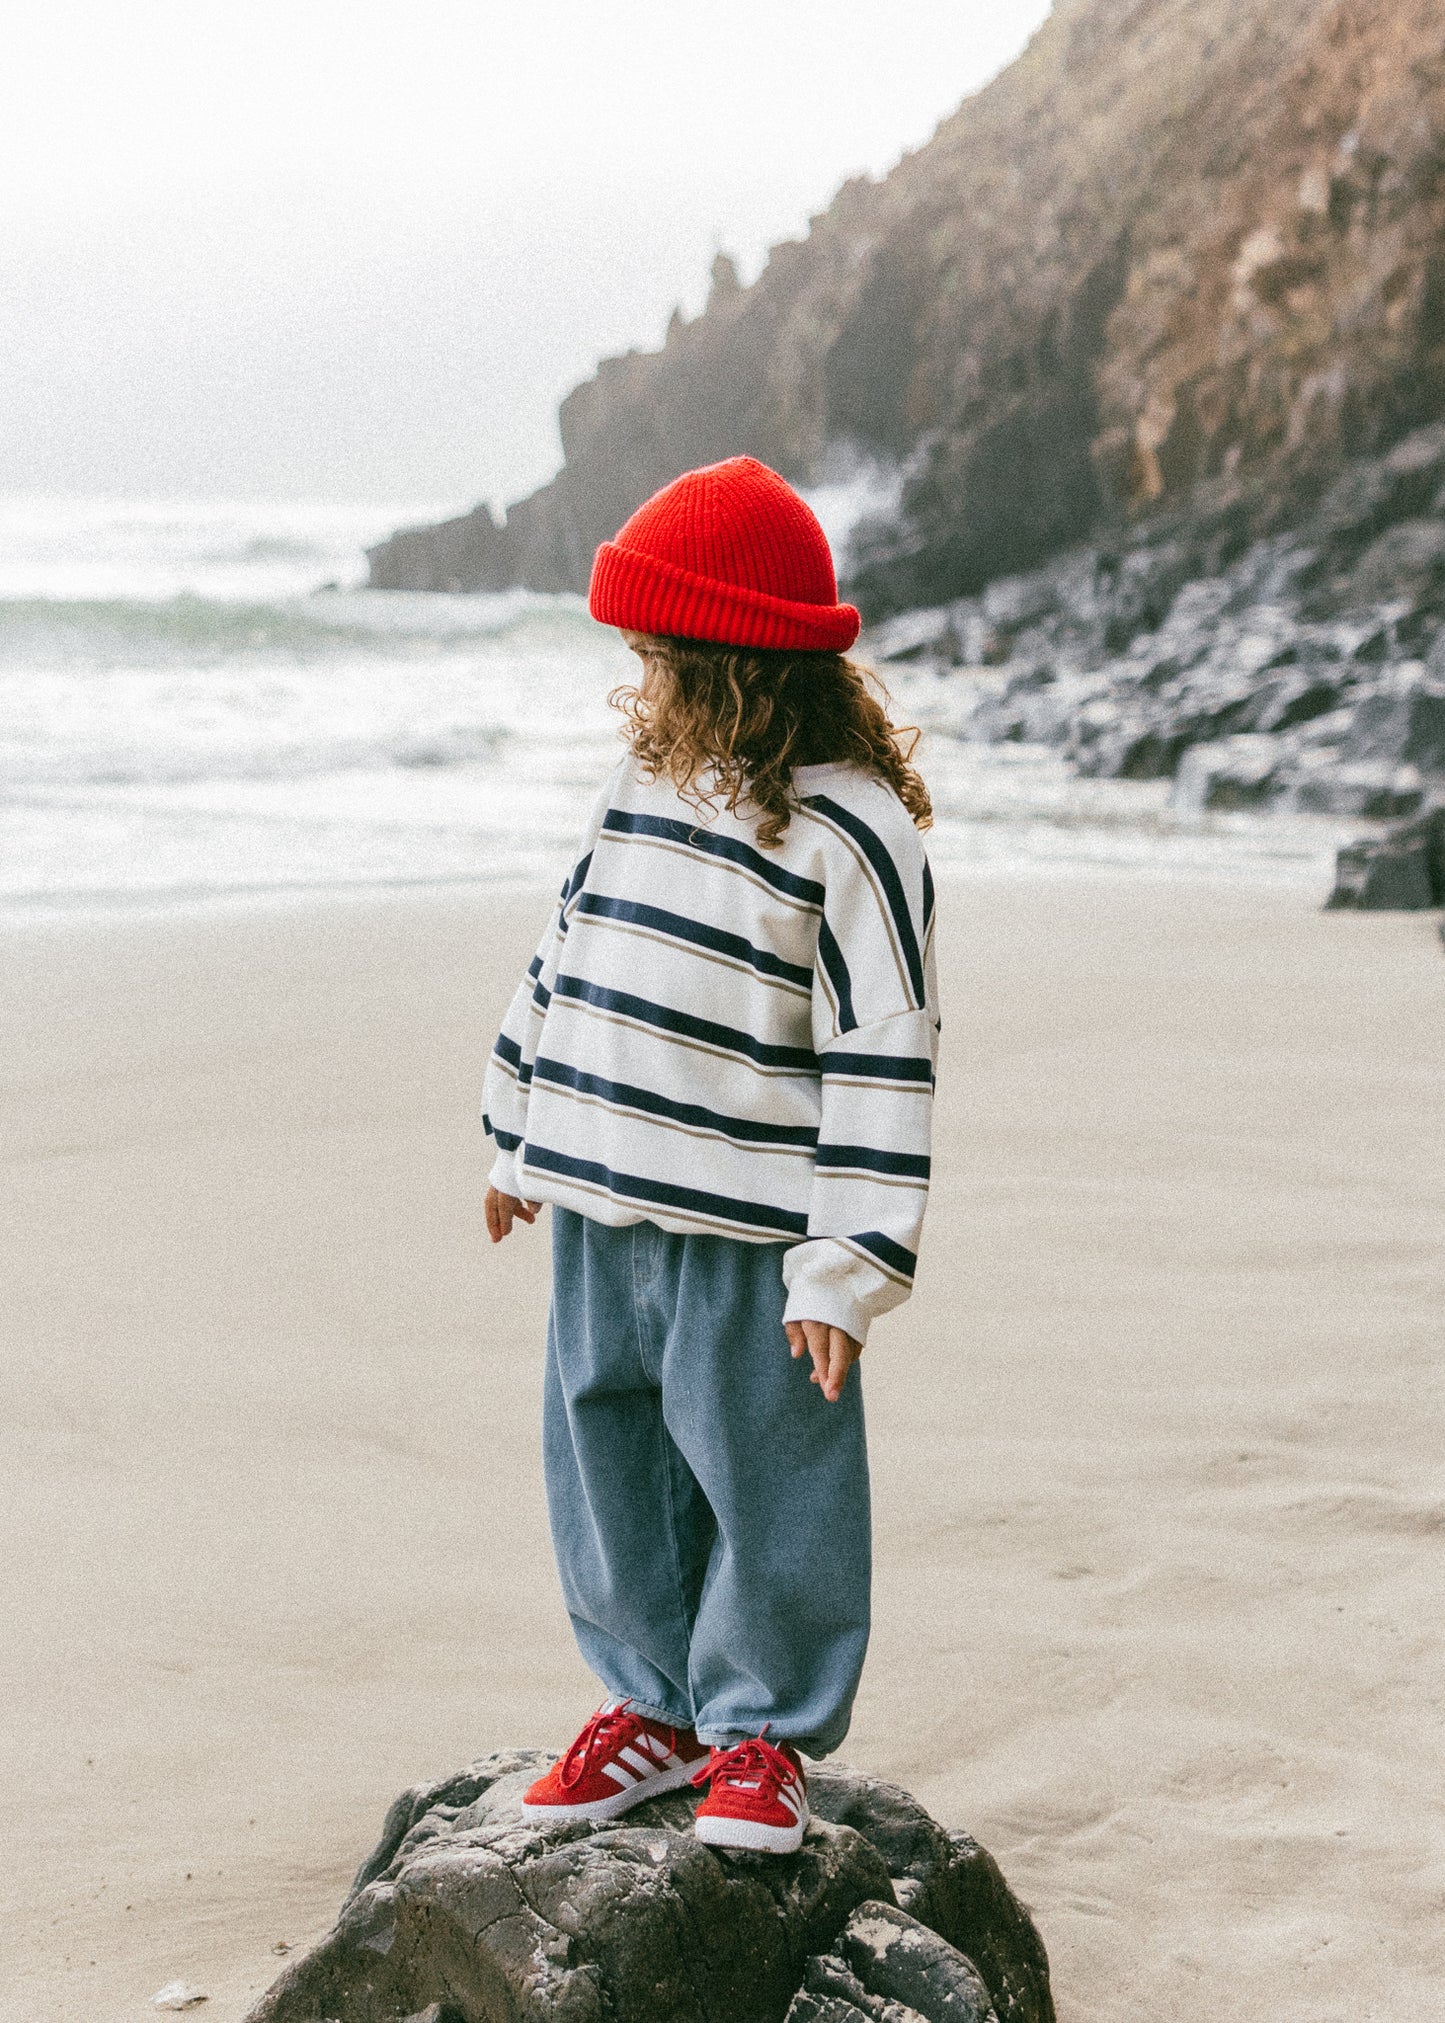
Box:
[693,1807,809,1855]
[520,1757,702,1825]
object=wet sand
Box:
[2,874,1442,2021]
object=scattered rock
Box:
[153,1984,209,2011]
[243,1752,1053,2023]
[864,427,1445,852]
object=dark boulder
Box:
[1327,804,1445,911]
[243,1752,1053,2023]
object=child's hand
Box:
[785,1319,862,1403]
[485,1187,542,1243]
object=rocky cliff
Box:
[368,0,1445,611]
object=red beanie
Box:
[588,456,860,653]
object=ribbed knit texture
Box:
[482,756,938,1346]
[588,457,861,652]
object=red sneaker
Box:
[521,1701,708,1824]
[691,1730,809,1854]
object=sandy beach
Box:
[2,871,1442,2023]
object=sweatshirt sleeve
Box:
[782,805,939,1346]
[480,768,617,1195]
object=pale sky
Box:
[2,1,1053,505]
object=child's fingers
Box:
[823,1327,861,1403]
[784,1320,807,1359]
[824,1330,846,1402]
[802,1320,831,1390]
[512,1199,539,1225]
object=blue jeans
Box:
[543,1207,871,1757]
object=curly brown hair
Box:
[612,634,932,849]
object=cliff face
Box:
[369,0,1445,611]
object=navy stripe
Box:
[493,1033,523,1071]
[522,1143,809,1237]
[922,857,935,930]
[490,1126,522,1152]
[816,1144,932,1180]
[551,973,820,1072]
[852,1229,918,1279]
[803,794,926,1007]
[531,979,552,1012]
[526,954,543,981]
[816,914,856,1033]
[564,850,593,904]
[821,1051,934,1085]
[533,1057,818,1149]
[575,892,813,990]
[602,808,825,907]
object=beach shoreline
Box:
[2,871,1442,2022]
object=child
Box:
[482,456,938,1855]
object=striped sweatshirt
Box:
[482,757,939,1345]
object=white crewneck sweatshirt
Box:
[482,756,939,1344]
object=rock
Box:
[837,1902,998,2021]
[1327,804,1445,911]
[863,605,968,670]
[243,1752,1053,2023]
[857,423,1445,830]
[1279,760,1429,822]
[805,1769,1049,2023]
[367,503,522,595]
[1171,735,1280,813]
[1341,673,1445,774]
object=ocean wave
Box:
[0,586,598,670]
[0,585,628,793]
[0,723,520,790]
[0,495,462,601]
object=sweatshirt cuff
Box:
[488,1147,525,1197]
[782,1272,872,1350]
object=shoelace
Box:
[691,1728,798,1797]
[558,1700,676,1790]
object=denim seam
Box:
[633,1225,696,1720]
[653,1409,697,1717]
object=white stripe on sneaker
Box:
[600,1762,638,1789]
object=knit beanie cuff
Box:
[589,540,861,653]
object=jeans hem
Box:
[696,1725,847,1760]
[613,1697,696,1731]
